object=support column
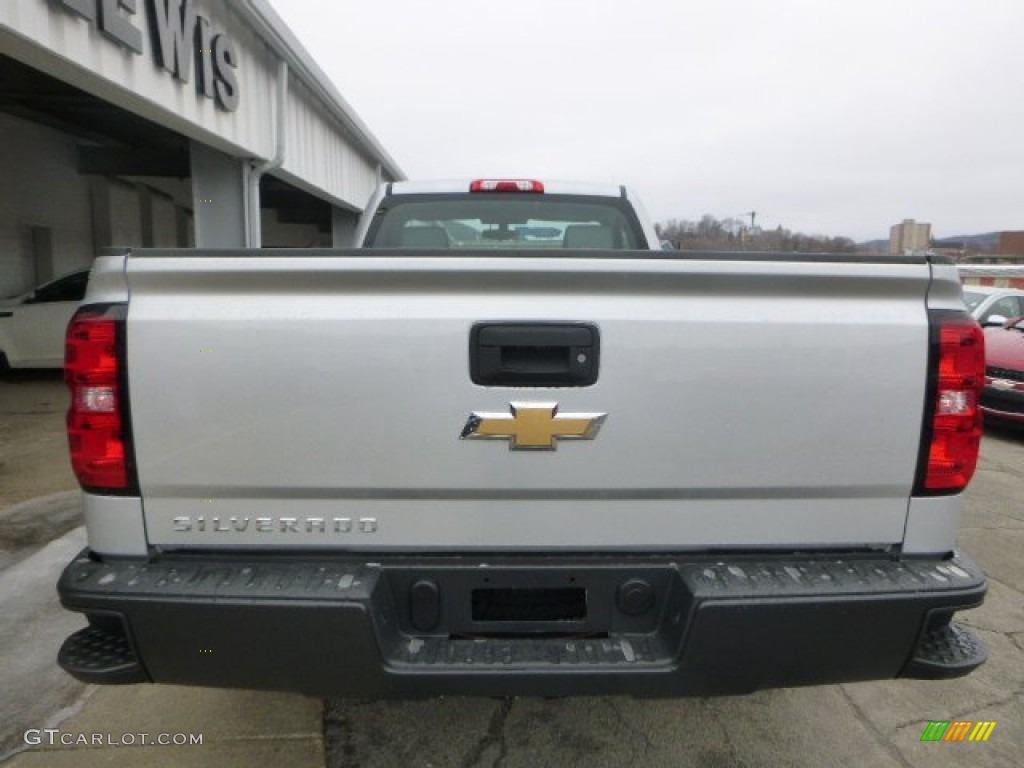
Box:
[332,206,359,248]
[190,142,250,247]
[88,177,112,253]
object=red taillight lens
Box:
[920,314,985,492]
[470,179,545,193]
[65,305,136,493]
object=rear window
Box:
[364,194,644,250]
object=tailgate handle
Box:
[470,323,599,387]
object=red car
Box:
[982,316,1024,424]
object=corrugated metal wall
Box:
[1,0,386,209]
[281,76,380,211]
[0,0,276,157]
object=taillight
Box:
[65,304,137,494]
[915,312,985,494]
[470,179,545,193]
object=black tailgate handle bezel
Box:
[470,322,600,387]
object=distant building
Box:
[961,231,1024,265]
[997,231,1024,257]
[889,219,931,255]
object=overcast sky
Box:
[270,0,1024,241]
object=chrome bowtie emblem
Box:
[460,402,607,450]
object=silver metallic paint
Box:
[83,493,147,556]
[902,494,963,554]
[121,253,941,550]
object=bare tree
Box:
[658,215,857,253]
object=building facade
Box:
[996,231,1024,257]
[0,0,403,296]
[888,219,931,256]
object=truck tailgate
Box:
[124,253,930,551]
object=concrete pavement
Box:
[0,526,89,759]
[0,371,74,509]
[8,685,323,767]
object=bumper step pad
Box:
[394,634,666,668]
[58,624,148,685]
[901,621,988,680]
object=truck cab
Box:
[354,179,661,250]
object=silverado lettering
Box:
[170,516,377,534]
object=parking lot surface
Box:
[0,372,74,509]
[1,376,1021,767]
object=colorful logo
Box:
[920,721,996,742]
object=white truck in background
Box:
[56,179,988,697]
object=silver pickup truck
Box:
[56,179,989,697]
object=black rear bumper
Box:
[57,550,987,697]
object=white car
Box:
[0,269,90,369]
[961,285,1024,327]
